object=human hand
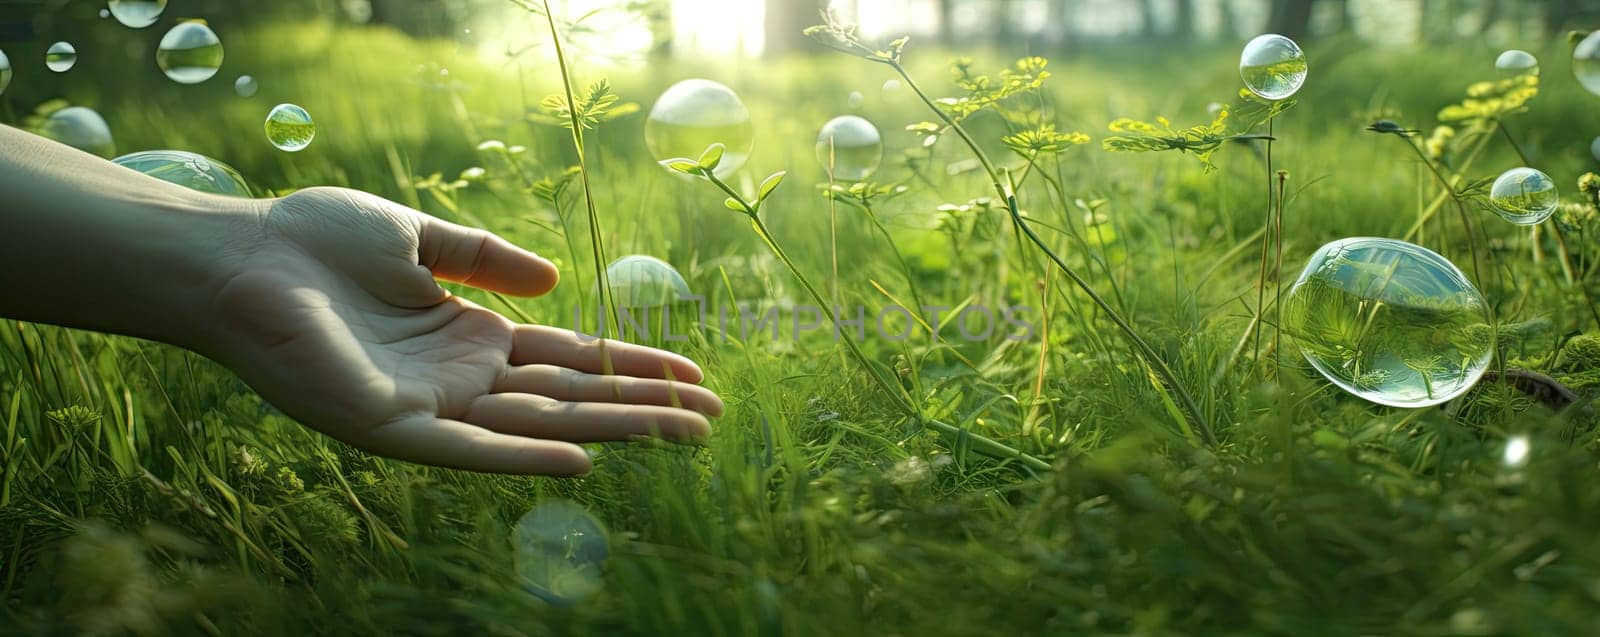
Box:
[198,187,721,475]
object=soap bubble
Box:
[644,79,753,179]
[41,106,115,158]
[882,79,901,92]
[815,115,883,182]
[0,49,10,96]
[606,255,690,308]
[1494,49,1537,75]
[847,91,864,109]
[113,150,252,197]
[45,42,76,73]
[1239,34,1306,100]
[1282,237,1493,408]
[264,103,315,152]
[1575,31,1600,96]
[234,75,257,97]
[157,21,223,84]
[99,8,109,18]
[1488,167,1558,225]
[107,0,166,28]
[512,500,607,604]
[1591,136,1600,163]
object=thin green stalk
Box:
[540,0,618,344]
[1252,119,1275,375]
[1398,136,1485,288]
[706,174,1050,472]
[886,60,1213,445]
[1497,122,1600,328]
[1273,169,1288,373]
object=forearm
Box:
[0,124,260,349]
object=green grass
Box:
[6,16,1600,634]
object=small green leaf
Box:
[757,171,786,202]
[698,143,726,170]
[660,158,702,174]
[724,197,745,212]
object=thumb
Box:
[416,215,560,297]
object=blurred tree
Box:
[765,0,825,56]
[1269,0,1314,39]
[937,0,955,41]
[1174,0,1196,41]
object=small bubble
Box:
[40,106,115,158]
[107,0,166,28]
[881,79,901,92]
[157,21,223,84]
[113,150,253,197]
[99,8,110,18]
[0,49,11,96]
[1591,136,1600,163]
[234,75,257,97]
[847,91,864,109]
[815,115,883,182]
[1494,49,1538,75]
[264,103,315,152]
[45,42,77,73]
[1239,34,1306,100]
[1488,167,1558,225]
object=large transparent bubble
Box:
[814,115,883,182]
[512,500,607,604]
[1282,238,1493,408]
[157,21,224,84]
[112,150,252,197]
[1239,34,1306,100]
[1574,31,1600,96]
[644,79,753,179]
[107,0,167,29]
[1488,167,1558,225]
[41,106,115,158]
[606,255,690,309]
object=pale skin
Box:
[0,124,722,476]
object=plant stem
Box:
[886,61,1213,445]
[1496,122,1600,328]
[706,174,1050,472]
[1252,120,1275,376]
[541,0,618,346]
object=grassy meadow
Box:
[6,11,1600,635]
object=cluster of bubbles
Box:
[8,4,314,161]
[1268,33,1600,409]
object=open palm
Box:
[202,187,720,475]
